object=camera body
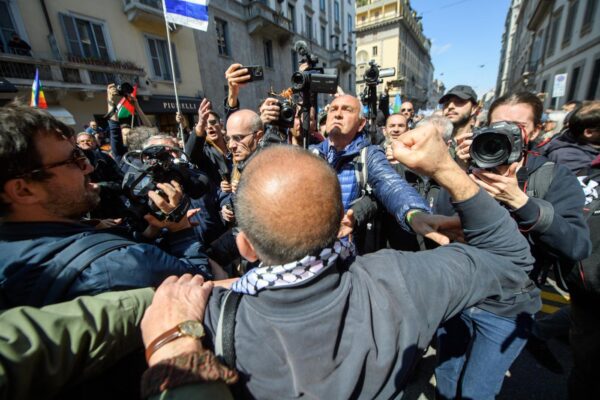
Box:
[117,82,134,97]
[121,145,205,229]
[275,99,296,128]
[470,121,525,169]
[291,70,338,94]
[363,60,396,85]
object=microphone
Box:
[294,40,309,56]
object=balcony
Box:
[0,51,146,97]
[123,0,164,25]
[330,50,352,72]
[245,1,293,43]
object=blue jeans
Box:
[434,307,532,400]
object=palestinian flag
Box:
[116,84,137,119]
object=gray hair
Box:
[417,115,453,142]
[143,134,180,149]
[127,126,159,150]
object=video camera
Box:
[121,145,207,229]
[470,121,525,169]
[363,60,396,85]
[291,40,338,94]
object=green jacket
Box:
[0,288,154,400]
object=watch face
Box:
[179,320,205,338]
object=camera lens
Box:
[291,72,306,91]
[470,132,512,169]
[280,104,295,120]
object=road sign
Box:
[552,73,568,98]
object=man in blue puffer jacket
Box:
[311,95,446,249]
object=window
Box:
[215,18,229,56]
[334,1,340,23]
[562,0,578,47]
[321,25,326,48]
[581,0,598,36]
[291,50,298,71]
[146,37,180,80]
[263,40,273,68]
[320,0,325,11]
[0,1,17,53]
[347,14,352,37]
[546,7,562,58]
[372,46,377,56]
[567,65,582,101]
[587,57,600,100]
[60,14,110,60]
[289,4,296,32]
[306,15,313,40]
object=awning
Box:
[137,95,202,114]
[46,106,76,126]
[0,78,17,93]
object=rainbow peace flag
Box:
[30,68,47,109]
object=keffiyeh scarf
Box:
[231,240,355,295]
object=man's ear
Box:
[529,123,543,142]
[358,117,367,132]
[236,231,259,262]
[255,129,265,142]
[2,179,44,207]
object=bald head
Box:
[235,145,343,264]
[226,109,264,162]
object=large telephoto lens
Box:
[470,132,512,169]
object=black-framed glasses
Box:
[15,148,90,178]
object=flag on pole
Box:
[391,94,402,114]
[164,0,209,31]
[30,68,47,109]
[117,96,135,119]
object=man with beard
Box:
[0,104,212,308]
[440,85,479,169]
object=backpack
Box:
[27,232,136,307]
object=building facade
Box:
[196,0,356,115]
[355,0,433,110]
[497,0,600,108]
[0,0,208,132]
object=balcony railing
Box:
[246,1,293,41]
[123,0,163,24]
[0,51,145,90]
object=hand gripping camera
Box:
[121,145,208,229]
[470,121,525,169]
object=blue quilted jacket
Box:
[312,132,430,231]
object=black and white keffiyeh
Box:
[231,240,355,295]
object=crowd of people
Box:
[0,60,598,399]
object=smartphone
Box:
[220,171,231,182]
[242,65,264,82]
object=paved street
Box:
[403,280,572,399]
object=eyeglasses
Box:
[400,108,413,112]
[225,131,256,143]
[15,148,90,178]
[207,119,220,126]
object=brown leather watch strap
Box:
[145,326,183,363]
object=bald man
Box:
[147,123,537,398]
[311,95,434,252]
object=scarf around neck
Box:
[231,240,355,295]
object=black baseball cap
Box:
[439,85,478,104]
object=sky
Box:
[411,0,512,98]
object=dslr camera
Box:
[121,145,207,229]
[117,82,134,97]
[470,121,525,169]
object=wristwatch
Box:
[145,320,205,363]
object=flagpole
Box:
[162,0,184,142]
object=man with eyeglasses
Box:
[76,132,124,219]
[0,104,212,308]
[400,101,416,129]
